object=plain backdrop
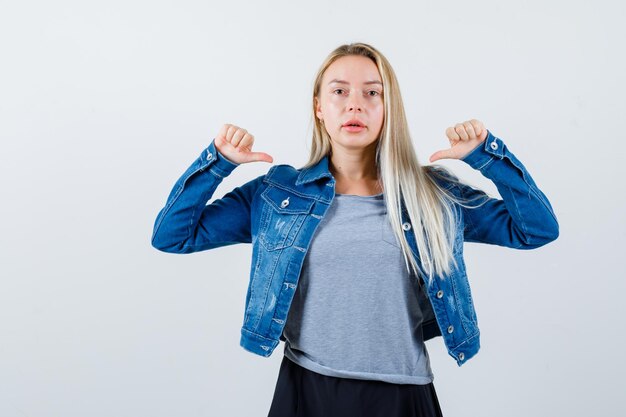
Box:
[1,1,624,416]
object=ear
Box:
[314,97,322,120]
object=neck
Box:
[328,146,378,181]
[328,146,381,195]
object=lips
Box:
[342,119,365,127]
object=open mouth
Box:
[343,119,366,128]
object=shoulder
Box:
[267,162,301,176]
[235,163,299,187]
[264,163,302,186]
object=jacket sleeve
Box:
[454,130,559,249]
[151,138,266,253]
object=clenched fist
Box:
[429,119,489,162]
[214,124,274,165]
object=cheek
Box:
[327,96,344,108]
[324,101,343,118]
[374,104,384,124]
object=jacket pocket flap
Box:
[261,186,315,214]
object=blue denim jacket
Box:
[151,130,559,366]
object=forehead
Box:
[322,55,382,84]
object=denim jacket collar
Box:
[296,154,334,186]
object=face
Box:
[315,55,384,153]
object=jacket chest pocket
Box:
[258,186,315,251]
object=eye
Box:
[333,88,345,95]
[368,90,381,97]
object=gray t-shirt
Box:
[282,192,434,385]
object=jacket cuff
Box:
[202,138,240,177]
[460,129,505,170]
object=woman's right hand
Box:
[214,124,273,165]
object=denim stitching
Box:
[244,247,264,326]
[508,184,529,242]
[208,167,224,178]
[264,179,328,202]
[529,184,559,224]
[251,247,282,331]
[476,156,495,170]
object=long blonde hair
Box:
[302,42,486,285]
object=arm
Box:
[457,130,559,249]
[151,138,266,253]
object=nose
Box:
[347,90,363,112]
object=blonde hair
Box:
[302,42,487,285]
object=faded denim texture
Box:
[151,130,559,366]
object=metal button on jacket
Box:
[490,141,498,150]
[458,352,465,360]
[207,151,213,160]
[447,325,454,333]
[402,222,411,231]
[436,290,444,299]
[280,197,290,208]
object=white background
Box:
[1,1,624,416]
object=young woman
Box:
[151,43,559,417]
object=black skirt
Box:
[267,355,444,417]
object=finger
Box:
[216,135,237,153]
[225,125,238,142]
[246,151,274,164]
[469,119,482,136]
[445,126,460,141]
[237,133,254,153]
[454,124,469,141]
[429,148,454,162]
[231,128,247,148]
[217,123,230,141]
[464,121,477,140]
[470,119,487,140]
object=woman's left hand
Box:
[429,119,489,162]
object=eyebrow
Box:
[328,79,383,86]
